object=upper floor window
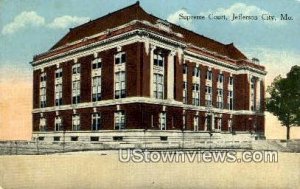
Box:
[153,73,164,99]
[217,89,223,109]
[55,68,63,78]
[205,86,212,106]
[183,82,187,104]
[115,71,126,99]
[154,53,164,67]
[192,83,200,106]
[40,86,46,108]
[40,73,47,82]
[72,80,80,104]
[206,70,212,80]
[218,74,224,83]
[115,52,126,64]
[229,77,233,85]
[251,77,255,89]
[72,64,80,75]
[228,90,233,110]
[193,67,200,77]
[115,111,125,130]
[92,76,101,102]
[55,83,63,106]
[92,58,102,69]
[92,113,101,131]
[183,64,187,74]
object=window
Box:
[113,136,123,141]
[55,68,62,78]
[193,67,200,77]
[218,74,224,83]
[183,114,186,129]
[205,86,212,106]
[228,119,232,132]
[55,116,63,131]
[90,137,99,141]
[153,73,164,99]
[92,113,101,131]
[154,53,164,67]
[216,118,222,130]
[115,71,126,99]
[40,73,47,82]
[192,83,200,106]
[39,117,46,131]
[72,80,80,104]
[206,70,212,80]
[228,90,233,110]
[217,89,223,109]
[115,52,126,64]
[194,116,199,131]
[40,86,46,108]
[72,115,80,131]
[40,72,46,108]
[250,77,255,111]
[71,136,78,141]
[72,64,80,74]
[54,136,60,141]
[92,76,101,101]
[160,136,168,141]
[55,84,62,106]
[115,111,125,130]
[92,58,101,69]
[229,77,233,85]
[183,82,187,104]
[72,64,80,104]
[159,112,166,130]
[183,64,187,74]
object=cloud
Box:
[1,11,45,35]
[243,47,300,87]
[201,3,284,26]
[47,15,90,29]
[167,9,194,30]
[1,11,90,35]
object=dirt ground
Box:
[0,151,299,189]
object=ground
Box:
[0,150,299,189]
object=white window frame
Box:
[114,111,125,130]
[217,88,223,109]
[205,86,212,106]
[192,83,200,106]
[115,71,126,99]
[72,115,80,131]
[153,73,164,99]
[194,116,199,131]
[159,112,166,130]
[55,116,62,131]
[39,117,46,131]
[92,113,101,131]
[92,76,101,102]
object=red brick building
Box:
[31,2,266,142]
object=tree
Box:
[266,65,300,140]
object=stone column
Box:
[167,51,175,100]
[149,44,156,98]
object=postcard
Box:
[0,0,299,188]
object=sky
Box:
[0,0,299,140]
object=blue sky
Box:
[0,0,299,85]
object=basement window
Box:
[71,136,78,141]
[53,136,60,141]
[38,137,44,141]
[160,136,168,141]
[113,136,123,141]
[90,137,99,142]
